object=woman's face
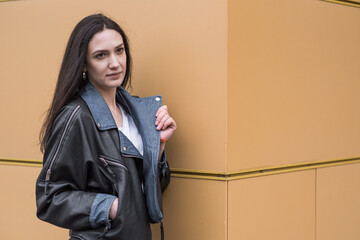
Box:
[85,29,127,92]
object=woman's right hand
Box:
[109,198,118,220]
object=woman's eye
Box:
[116,47,124,54]
[95,53,105,59]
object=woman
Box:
[36,14,176,240]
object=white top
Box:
[118,105,144,156]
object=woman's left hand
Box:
[155,105,177,141]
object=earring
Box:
[82,72,86,80]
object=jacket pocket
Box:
[96,154,130,195]
[98,155,134,229]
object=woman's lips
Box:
[107,72,122,79]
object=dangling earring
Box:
[82,71,86,80]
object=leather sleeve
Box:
[36,104,98,230]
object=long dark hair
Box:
[40,14,132,152]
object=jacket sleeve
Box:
[36,105,99,230]
[89,193,116,229]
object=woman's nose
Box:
[108,54,120,69]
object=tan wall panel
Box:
[228,0,360,171]
[316,163,360,240]
[0,0,227,171]
[228,170,315,240]
[152,177,226,240]
[0,165,68,239]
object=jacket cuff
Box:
[89,193,116,229]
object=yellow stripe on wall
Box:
[172,157,360,180]
[2,156,360,180]
[0,158,42,168]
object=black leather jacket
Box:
[36,83,170,239]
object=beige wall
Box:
[228,0,360,171]
[0,0,228,171]
[317,163,360,240]
[226,0,360,239]
[228,170,316,240]
[1,0,360,239]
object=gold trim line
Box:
[0,158,42,167]
[171,157,360,180]
[1,157,360,180]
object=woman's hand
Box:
[109,198,118,220]
[155,105,177,141]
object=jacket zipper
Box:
[98,156,128,195]
[45,105,81,194]
[98,156,129,172]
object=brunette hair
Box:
[40,14,132,152]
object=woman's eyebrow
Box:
[91,49,108,56]
[115,43,124,48]
[91,43,124,56]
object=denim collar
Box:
[80,82,117,131]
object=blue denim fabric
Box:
[116,85,167,222]
[89,194,116,229]
[118,130,142,157]
[81,82,168,227]
[80,83,117,131]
